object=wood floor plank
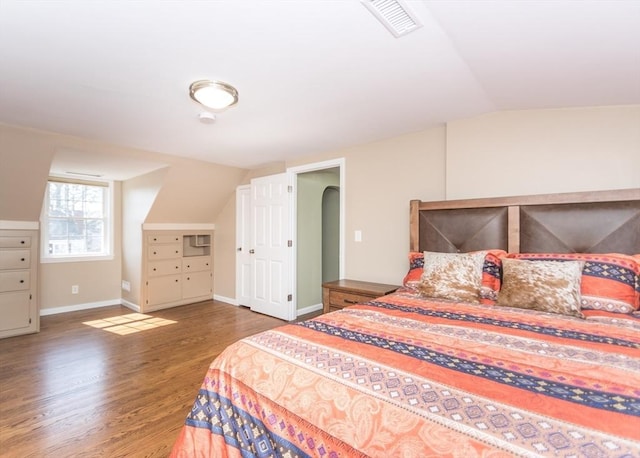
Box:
[0,300,317,457]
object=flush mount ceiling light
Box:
[189,80,239,110]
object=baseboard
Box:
[214,294,238,306]
[120,299,140,312]
[297,303,322,316]
[40,299,122,316]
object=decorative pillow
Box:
[496,258,585,318]
[417,251,486,303]
[403,250,506,304]
[508,253,640,314]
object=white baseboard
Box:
[120,299,140,312]
[297,303,322,317]
[40,299,121,316]
[214,294,238,306]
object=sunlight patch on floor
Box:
[83,313,176,335]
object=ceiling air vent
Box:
[362,0,423,38]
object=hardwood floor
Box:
[0,300,319,457]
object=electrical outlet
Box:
[354,230,362,242]
[121,280,131,292]
[71,285,79,294]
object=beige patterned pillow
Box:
[418,251,486,303]
[496,258,585,318]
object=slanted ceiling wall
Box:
[0,123,247,311]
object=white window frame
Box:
[41,176,114,263]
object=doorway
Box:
[291,159,344,315]
[235,159,344,319]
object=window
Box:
[42,177,113,261]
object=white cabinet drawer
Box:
[182,256,211,272]
[0,271,30,292]
[148,244,182,260]
[147,235,181,244]
[148,259,182,277]
[0,236,31,248]
[0,250,30,270]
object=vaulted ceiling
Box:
[1,0,638,170]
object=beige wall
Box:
[446,105,640,199]
[146,161,246,224]
[339,128,447,284]
[212,194,236,302]
[0,124,56,222]
[121,168,168,306]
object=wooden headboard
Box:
[410,189,640,255]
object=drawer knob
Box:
[187,265,190,268]
[153,268,157,271]
[20,240,25,244]
[175,279,179,283]
[21,258,25,261]
[153,251,157,255]
[344,299,359,304]
[20,280,25,283]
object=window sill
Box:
[40,254,115,264]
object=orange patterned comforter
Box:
[171,291,640,457]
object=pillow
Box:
[417,251,486,303]
[508,253,640,314]
[403,250,506,304]
[496,258,585,318]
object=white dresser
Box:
[0,230,39,338]
[141,230,213,312]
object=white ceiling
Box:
[1,0,639,171]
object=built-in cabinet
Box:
[0,230,39,338]
[142,230,213,312]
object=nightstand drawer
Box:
[322,279,400,314]
[329,290,374,309]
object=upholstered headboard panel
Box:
[519,200,640,253]
[410,189,640,255]
[416,207,508,253]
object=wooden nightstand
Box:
[322,279,400,314]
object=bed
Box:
[171,188,640,457]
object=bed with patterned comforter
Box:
[170,288,640,457]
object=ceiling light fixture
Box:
[189,80,239,110]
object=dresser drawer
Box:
[0,271,30,292]
[329,290,375,309]
[148,244,182,260]
[182,256,211,272]
[0,250,31,270]
[148,259,182,277]
[147,234,181,244]
[0,236,31,248]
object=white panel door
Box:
[250,173,293,320]
[235,185,252,306]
